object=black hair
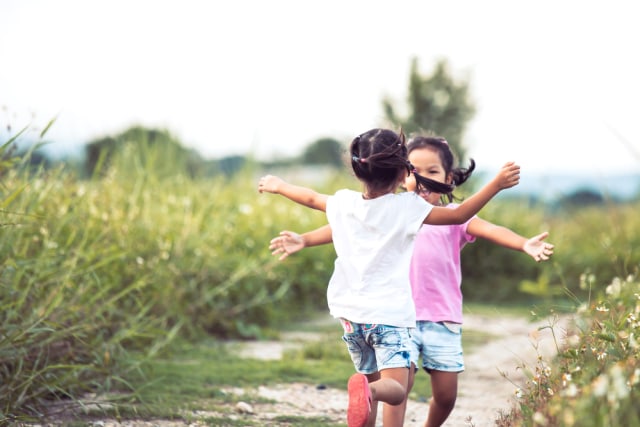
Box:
[406,135,476,202]
[349,129,454,196]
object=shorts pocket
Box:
[442,322,462,334]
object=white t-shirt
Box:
[325,189,433,327]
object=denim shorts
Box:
[339,318,412,374]
[409,320,465,373]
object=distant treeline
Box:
[13,124,637,209]
[17,125,346,179]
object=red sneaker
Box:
[347,373,371,427]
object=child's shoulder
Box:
[333,188,360,198]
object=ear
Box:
[446,172,454,185]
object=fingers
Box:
[257,175,273,193]
[269,236,287,250]
[531,231,550,244]
[535,250,553,262]
[270,243,290,261]
[499,162,520,188]
[502,162,520,174]
[533,243,555,262]
[509,164,520,184]
[269,231,300,261]
[526,231,555,262]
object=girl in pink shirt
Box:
[394,136,554,426]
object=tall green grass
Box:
[0,134,334,421]
[460,192,640,306]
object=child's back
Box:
[326,188,433,327]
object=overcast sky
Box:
[1,0,639,175]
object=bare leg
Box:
[425,370,458,427]
[354,367,407,427]
[365,372,380,427]
[382,363,416,426]
[348,369,408,427]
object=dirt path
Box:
[226,311,571,427]
[417,312,568,426]
[51,312,570,427]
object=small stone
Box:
[235,401,254,414]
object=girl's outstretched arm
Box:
[258,174,328,211]
[269,224,333,261]
[425,161,520,225]
[467,219,555,262]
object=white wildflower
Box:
[580,273,596,290]
[562,383,578,398]
[533,411,548,426]
[611,363,629,399]
[606,277,622,296]
[592,374,608,397]
[629,368,640,387]
[566,334,581,347]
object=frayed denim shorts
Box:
[410,320,465,373]
[339,318,412,374]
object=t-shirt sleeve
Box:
[404,192,433,232]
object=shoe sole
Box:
[347,373,371,427]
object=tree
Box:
[558,188,605,208]
[301,137,345,168]
[84,126,205,178]
[383,57,476,163]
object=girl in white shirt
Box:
[258,128,520,427]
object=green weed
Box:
[497,274,640,426]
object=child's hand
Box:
[494,162,521,189]
[258,175,285,194]
[269,231,304,261]
[524,231,555,262]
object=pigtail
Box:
[443,159,476,202]
[451,159,476,187]
[411,167,456,195]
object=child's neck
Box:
[362,190,390,200]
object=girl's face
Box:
[404,146,449,204]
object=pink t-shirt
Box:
[409,204,476,324]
